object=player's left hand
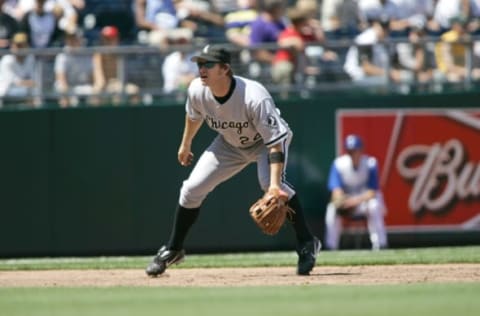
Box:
[267,187,289,202]
[342,196,362,209]
[249,188,293,235]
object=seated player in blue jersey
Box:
[324,134,388,250]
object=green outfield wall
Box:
[1,92,479,257]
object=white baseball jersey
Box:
[328,154,380,195]
[179,75,295,209]
[186,75,290,148]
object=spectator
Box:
[175,0,225,40]
[434,15,480,82]
[296,0,344,81]
[68,0,85,12]
[0,0,19,49]
[80,0,135,44]
[295,0,323,37]
[92,25,140,105]
[324,134,388,250]
[384,0,437,37]
[470,0,480,65]
[66,0,85,33]
[224,0,258,47]
[249,0,287,64]
[271,6,336,87]
[210,0,239,15]
[357,0,390,23]
[433,0,470,33]
[19,0,62,48]
[161,28,197,94]
[49,0,81,33]
[0,32,36,106]
[343,19,413,88]
[394,25,444,87]
[1,0,24,21]
[359,0,431,37]
[468,0,480,35]
[6,1,81,33]
[134,0,180,47]
[321,0,366,40]
[54,29,94,107]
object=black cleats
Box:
[146,240,320,277]
[145,246,185,277]
[296,237,321,275]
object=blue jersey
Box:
[328,154,379,195]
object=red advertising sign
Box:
[337,109,480,232]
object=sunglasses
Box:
[197,61,217,69]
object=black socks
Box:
[288,194,314,243]
[167,205,200,250]
[166,196,312,250]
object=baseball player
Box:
[324,134,388,250]
[145,44,320,276]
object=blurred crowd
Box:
[1,0,480,107]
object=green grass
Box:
[1,283,479,316]
[1,246,479,316]
[1,246,479,271]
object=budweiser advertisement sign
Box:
[337,109,480,232]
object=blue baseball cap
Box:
[344,134,363,151]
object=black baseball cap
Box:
[190,44,231,64]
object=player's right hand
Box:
[342,196,362,209]
[178,147,194,166]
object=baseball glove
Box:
[249,189,294,235]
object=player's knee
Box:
[325,203,337,225]
[366,198,381,216]
[179,180,204,209]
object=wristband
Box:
[268,151,285,164]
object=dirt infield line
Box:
[1,264,479,287]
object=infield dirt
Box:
[1,264,479,287]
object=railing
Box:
[1,37,479,110]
